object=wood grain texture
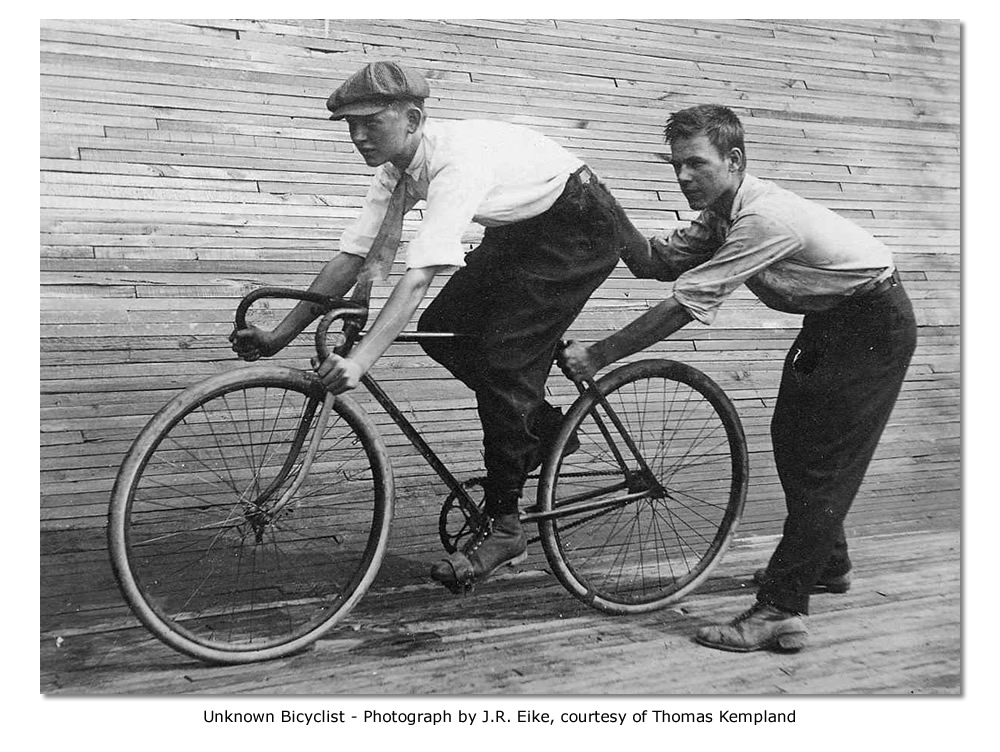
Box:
[39,20,960,689]
[40,528,959,694]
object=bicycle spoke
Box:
[115,372,391,660]
[540,361,747,612]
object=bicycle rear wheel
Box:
[537,360,748,614]
[108,365,393,663]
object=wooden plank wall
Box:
[40,20,960,625]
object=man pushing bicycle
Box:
[559,104,916,653]
[231,60,645,594]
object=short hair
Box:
[663,105,746,163]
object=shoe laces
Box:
[733,602,768,623]
[733,602,796,623]
[462,516,497,555]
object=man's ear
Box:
[405,105,424,133]
[727,147,745,172]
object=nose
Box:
[676,164,694,185]
[348,122,367,145]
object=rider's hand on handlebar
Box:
[312,353,365,394]
[230,325,279,362]
[557,339,599,383]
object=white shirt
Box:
[651,175,895,324]
[339,119,583,268]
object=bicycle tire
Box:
[537,359,748,614]
[108,365,393,664]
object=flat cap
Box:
[327,61,430,120]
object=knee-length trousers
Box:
[417,168,636,512]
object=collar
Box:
[396,123,431,184]
[726,173,759,221]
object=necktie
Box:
[351,173,410,305]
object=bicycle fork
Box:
[236,389,336,541]
[263,392,337,520]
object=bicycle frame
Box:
[240,287,655,533]
[362,356,476,503]
[359,338,647,531]
[109,288,749,663]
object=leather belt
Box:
[855,269,900,298]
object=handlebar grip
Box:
[315,304,369,361]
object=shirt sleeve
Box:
[645,211,723,281]
[338,169,396,258]
[403,161,494,269]
[671,212,802,325]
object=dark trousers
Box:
[759,280,917,614]
[417,168,633,513]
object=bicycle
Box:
[108,287,749,664]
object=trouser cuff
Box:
[757,589,809,616]
[483,482,521,516]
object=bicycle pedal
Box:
[432,553,527,595]
[436,576,476,596]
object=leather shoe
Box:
[431,513,527,593]
[753,567,851,593]
[695,602,808,653]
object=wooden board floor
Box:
[40,527,960,695]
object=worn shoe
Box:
[695,602,808,653]
[753,567,852,593]
[430,513,527,594]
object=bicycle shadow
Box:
[318,551,754,660]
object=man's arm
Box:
[619,235,667,279]
[623,213,722,282]
[315,265,451,393]
[559,295,693,382]
[230,252,365,360]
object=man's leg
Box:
[469,178,626,507]
[422,172,632,504]
[429,170,628,590]
[760,286,917,616]
[753,524,851,592]
[428,255,616,591]
[417,239,501,392]
[698,284,916,651]
[417,238,578,507]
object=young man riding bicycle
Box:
[231,60,644,594]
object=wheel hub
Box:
[626,468,667,499]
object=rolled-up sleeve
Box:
[404,162,493,269]
[339,170,396,258]
[672,213,801,325]
[646,212,721,280]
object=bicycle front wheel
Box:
[537,360,748,614]
[108,365,393,664]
